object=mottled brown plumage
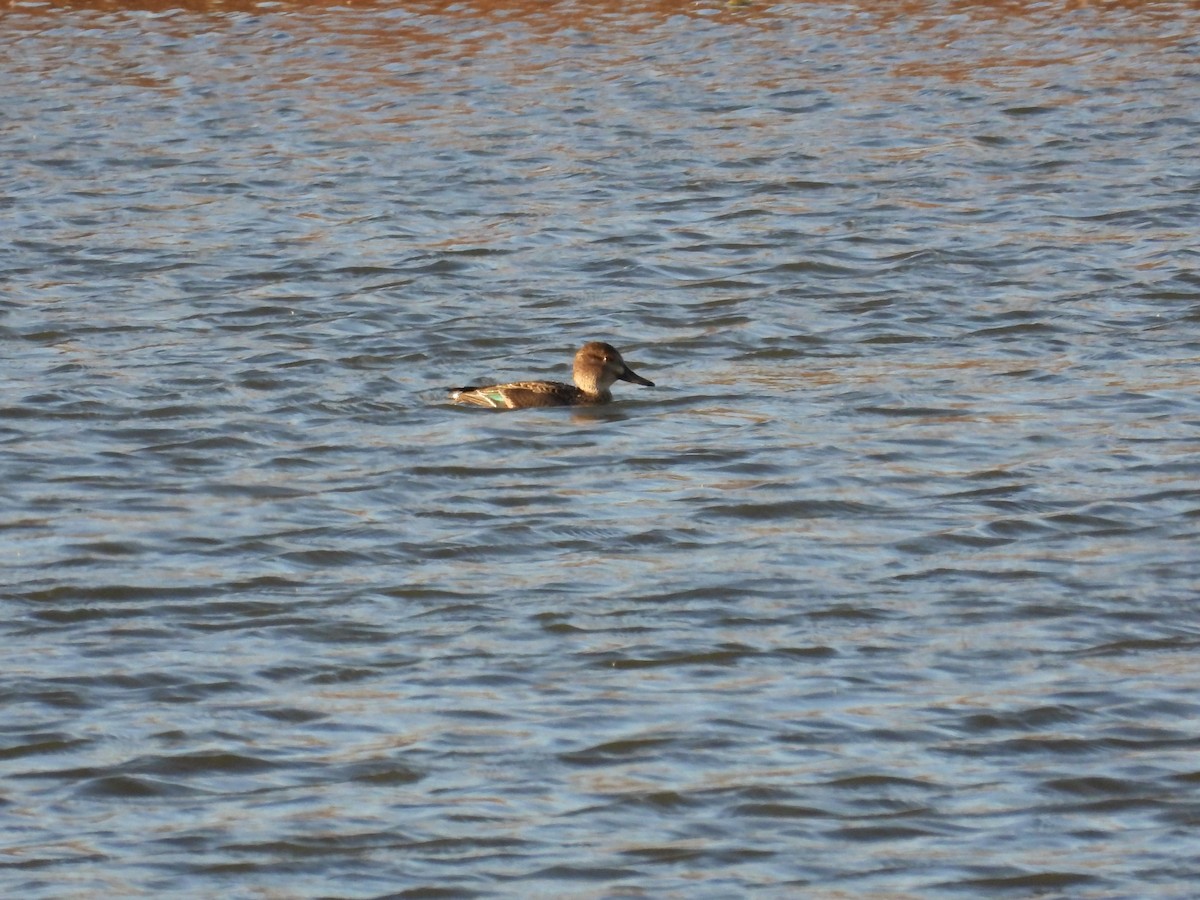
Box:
[450,342,655,409]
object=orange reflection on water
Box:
[7,0,1200,27]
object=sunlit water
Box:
[3,0,1200,896]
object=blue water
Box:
[3,1,1200,896]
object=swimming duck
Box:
[450,341,655,409]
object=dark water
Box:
[4,0,1200,895]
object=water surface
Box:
[3,0,1200,896]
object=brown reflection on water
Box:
[8,0,1199,28]
[6,0,1196,105]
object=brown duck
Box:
[450,342,655,409]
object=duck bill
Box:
[619,366,655,387]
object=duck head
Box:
[573,342,655,395]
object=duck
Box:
[450,341,655,409]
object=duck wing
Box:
[451,381,581,409]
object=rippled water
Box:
[4,0,1200,896]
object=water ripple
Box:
[3,1,1200,897]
